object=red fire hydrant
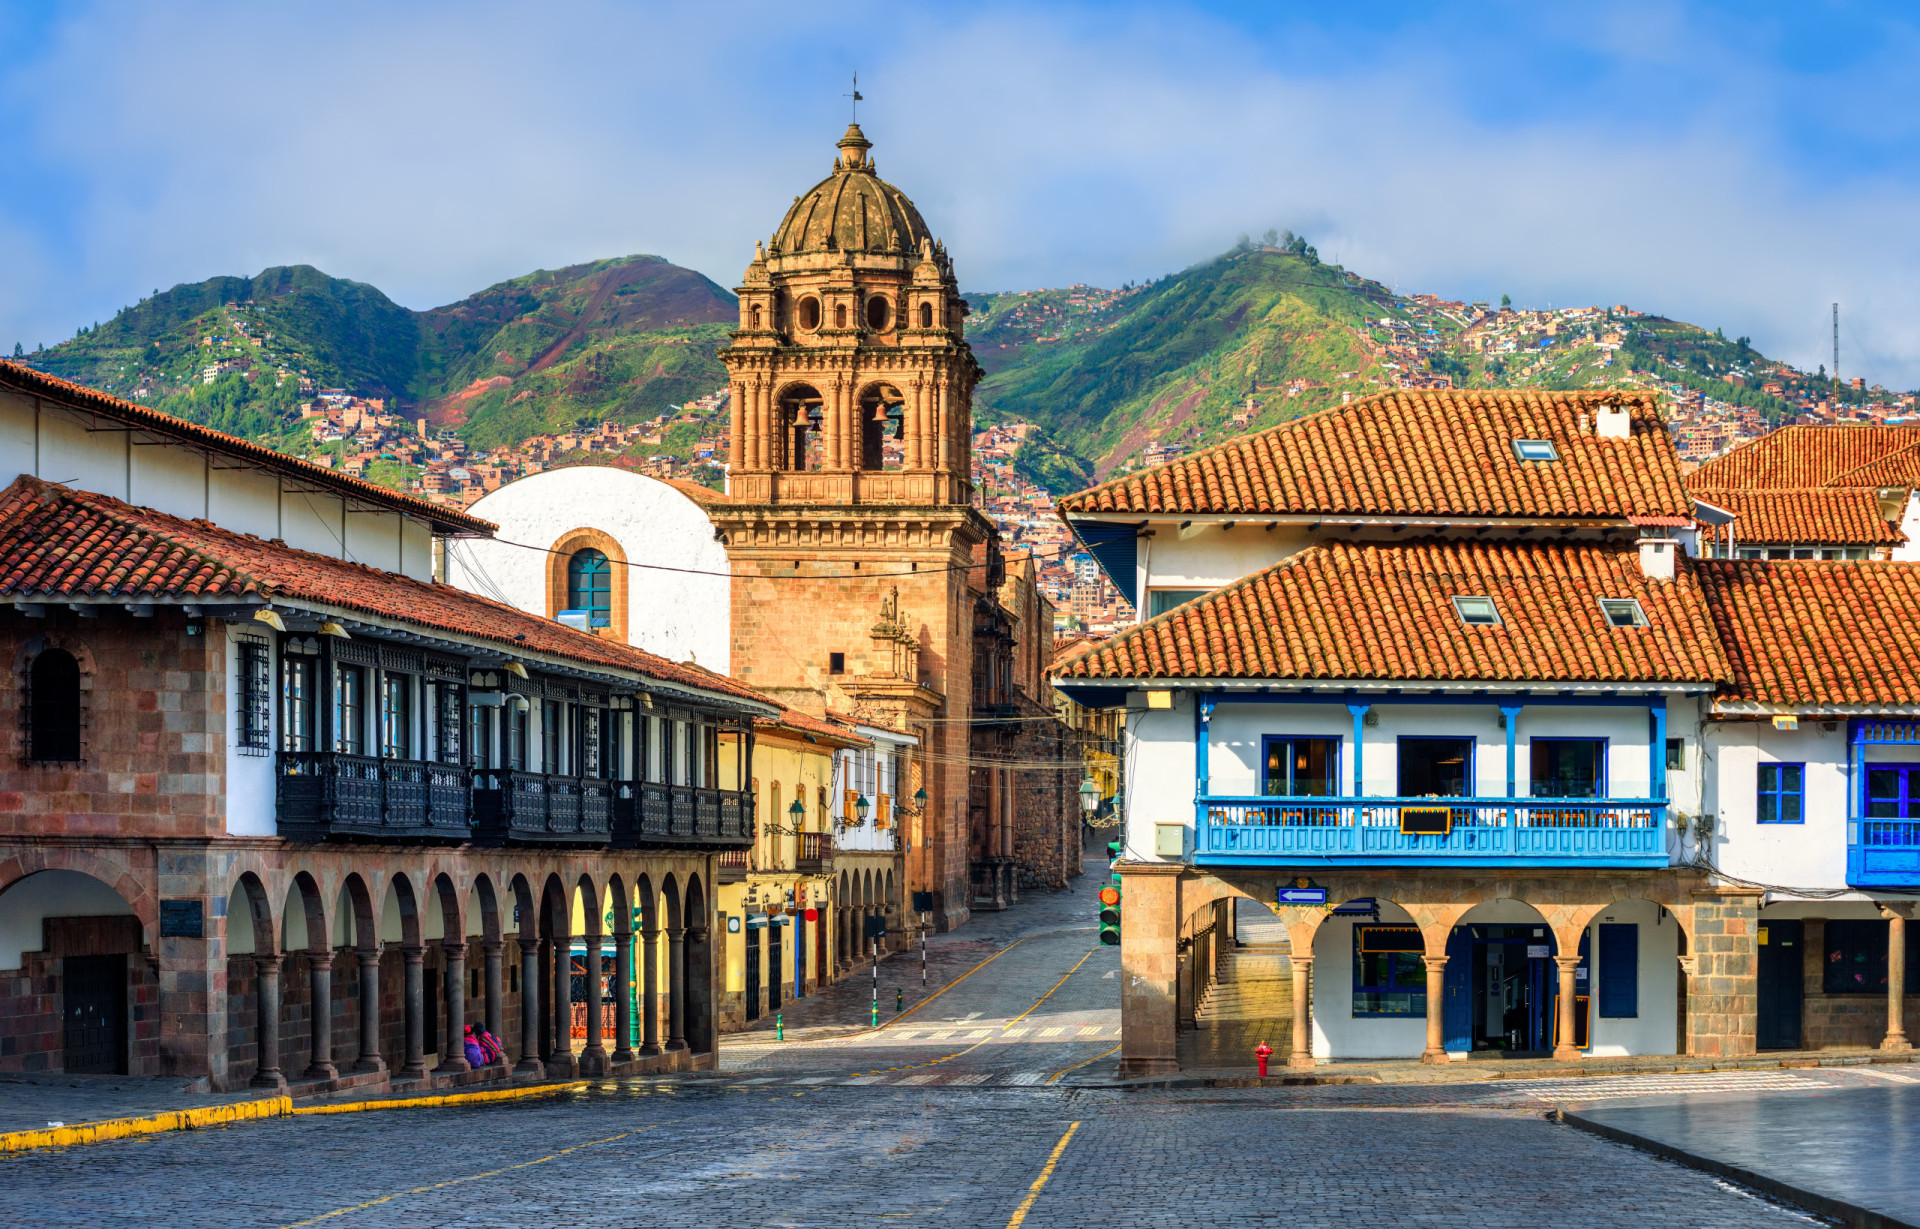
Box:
[1254,1041,1273,1078]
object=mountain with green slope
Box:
[31,255,737,455]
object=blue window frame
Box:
[1398,736,1474,797]
[567,549,613,628]
[1757,762,1805,824]
[1530,738,1606,798]
[1261,735,1340,797]
[1596,923,1638,1018]
[1352,925,1426,1017]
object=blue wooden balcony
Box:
[1850,819,1920,887]
[1848,722,1920,887]
[1194,796,1670,867]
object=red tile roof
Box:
[755,707,869,747]
[0,359,496,535]
[1056,390,1690,520]
[1685,424,1920,491]
[1054,538,1729,684]
[1697,560,1920,707]
[1690,488,1902,548]
[0,475,767,705]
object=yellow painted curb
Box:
[291,1080,588,1116]
[0,1095,292,1155]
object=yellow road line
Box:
[1004,1121,1081,1229]
[291,1080,587,1115]
[0,1095,292,1155]
[1047,1043,1122,1085]
[279,1127,646,1227]
[1003,948,1097,1029]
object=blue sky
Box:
[3,1,1918,386]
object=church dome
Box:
[769,124,932,258]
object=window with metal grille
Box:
[281,647,316,752]
[236,637,271,755]
[381,673,411,759]
[437,684,463,764]
[567,549,612,628]
[583,709,601,777]
[28,648,81,762]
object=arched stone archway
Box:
[383,873,426,1078]
[684,875,713,1054]
[0,867,145,1078]
[508,874,543,1073]
[605,875,635,1065]
[340,873,385,1076]
[286,871,336,1082]
[540,873,575,1078]
[633,875,661,1058]
[660,874,686,1053]
[430,873,469,1074]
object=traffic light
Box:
[1098,884,1121,945]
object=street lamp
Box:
[1078,776,1102,815]
[855,794,871,824]
[787,797,806,832]
[913,786,927,810]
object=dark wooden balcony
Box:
[471,770,613,846]
[611,782,753,849]
[796,831,830,874]
[716,849,750,884]
[276,752,472,842]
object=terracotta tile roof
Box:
[1698,560,1920,706]
[1686,424,1920,491]
[755,707,869,747]
[1690,488,1902,548]
[0,474,768,706]
[0,359,496,535]
[1053,538,1729,685]
[1056,390,1690,520]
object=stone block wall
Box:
[1798,917,1920,1049]
[0,949,159,1075]
[1685,889,1760,1058]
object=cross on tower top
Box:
[845,72,863,122]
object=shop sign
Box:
[1527,945,1550,959]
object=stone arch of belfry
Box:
[723,123,981,508]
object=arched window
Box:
[29,648,81,762]
[834,303,848,329]
[798,297,821,330]
[918,302,933,329]
[567,549,612,628]
[865,296,890,331]
[749,304,762,329]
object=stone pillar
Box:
[613,929,635,1064]
[1421,956,1449,1064]
[435,941,470,1074]
[482,940,504,1058]
[250,954,286,1089]
[400,945,427,1079]
[548,935,577,1078]
[578,931,607,1076]
[1885,907,1913,1052]
[516,937,543,1074]
[1686,889,1761,1058]
[1289,955,1315,1070]
[353,948,385,1074]
[1117,863,1182,1077]
[667,923,688,1052]
[304,949,338,1081]
[1553,956,1582,1061]
[640,925,662,1057]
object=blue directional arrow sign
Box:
[1276,886,1327,905]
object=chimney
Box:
[1596,403,1631,439]
[1639,537,1676,581]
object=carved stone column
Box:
[1885,906,1913,1052]
[400,945,427,1079]
[482,940,504,1058]
[666,923,688,1052]
[548,934,577,1078]
[578,931,607,1076]
[516,937,544,1074]
[250,954,285,1089]
[354,948,385,1074]
[1421,955,1450,1064]
[639,925,662,1057]
[435,940,470,1074]
[304,949,338,1081]
[1289,955,1315,1070]
[612,929,635,1064]
[1553,956,1583,1061]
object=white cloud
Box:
[2,0,1916,385]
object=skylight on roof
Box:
[1513,439,1559,462]
[1599,598,1649,628]
[1452,596,1501,626]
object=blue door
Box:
[1442,926,1471,1051]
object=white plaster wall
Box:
[1143,522,1313,594]
[449,467,730,672]
[1708,721,1894,892]
[280,486,347,559]
[35,402,127,498]
[1584,897,1680,1056]
[1206,700,1661,799]
[0,390,34,487]
[130,440,207,521]
[226,883,256,955]
[224,629,278,837]
[0,870,138,969]
[1309,903,1427,1059]
[1123,694,1197,861]
[344,508,406,575]
[207,465,280,542]
[1897,492,1920,563]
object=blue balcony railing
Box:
[1194,795,1669,867]
[1849,818,1920,887]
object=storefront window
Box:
[1824,919,1920,994]
[1352,925,1426,1016]
[1262,736,1339,796]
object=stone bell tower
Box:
[712,123,991,931]
[722,123,979,506]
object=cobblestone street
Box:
[0,860,1858,1228]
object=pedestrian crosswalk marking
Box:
[894,1074,938,1084]
[1850,1066,1920,1083]
[1039,1027,1065,1037]
[791,1076,835,1084]
[1002,1029,1029,1038]
[947,1074,990,1085]
[927,1031,955,1040]
[1491,1072,1831,1102]
[1007,1072,1048,1085]
[1078,1026,1103,1036]
[965,1030,991,1039]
